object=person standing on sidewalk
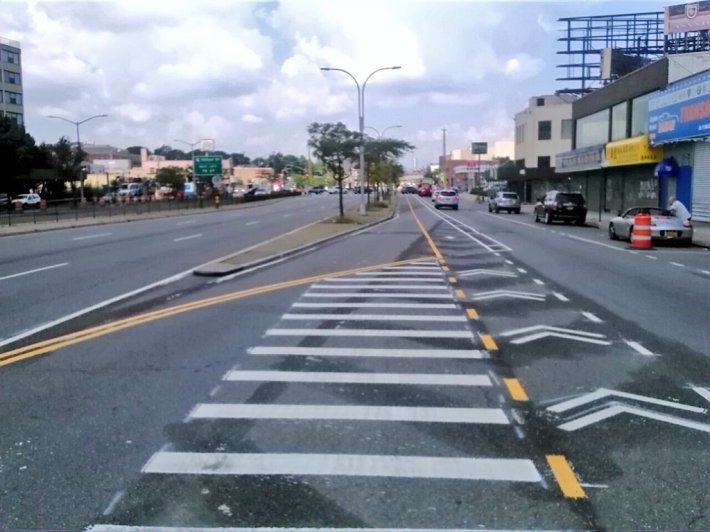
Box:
[668,196,692,221]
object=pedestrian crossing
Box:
[89,260,550,529]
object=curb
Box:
[194,202,398,277]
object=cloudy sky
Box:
[2,0,669,167]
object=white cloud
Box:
[242,114,264,124]
[502,54,546,80]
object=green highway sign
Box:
[193,156,222,176]
[471,142,488,154]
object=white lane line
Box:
[302,293,455,299]
[354,272,442,277]
[142,452,542,482]
[245,221,261,226]
[292,302,458,309]
[283,214,292,217]
[701,270,710,275]
[645,255,658,260]
[517,268,527,274]
[494,253,501,257]
[248,346,488,359]
[223,370,492,386]
[173,233,202,242]
[321,278,445,283]
[383,266,440,271]
[505,260,514,265]
[582,311,602,323]
[72,232,113,241]
[175,219,196,226]
[101,490,124,516]
[310,284,449,290]
[625,340,655,356]
[0,262,69,281]
[533,279,545,285]
[265,328,475,339]
[281,313,467,322]
[670,261,685,268]
[553,292,570,302]
[189,404,508,424]
[87,526,524,532]
[566,234,624,251]
[692,386,710,403]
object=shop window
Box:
[538,120,552,140]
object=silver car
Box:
[489,191,521,214]
[434,189,459,210]
[608,207,693,245]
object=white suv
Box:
[15,193,41,208]
[489,191,521,214]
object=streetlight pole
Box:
[48,113,108,202]
[364,125,402,139]
[320,66,401,215]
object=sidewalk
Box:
[462,194,710,248]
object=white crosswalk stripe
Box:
[281,313,467,322]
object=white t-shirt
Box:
[669,200,691,221]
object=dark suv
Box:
[534,191,587,225]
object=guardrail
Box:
[0,191,302,228]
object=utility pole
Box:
[441,128,447,187]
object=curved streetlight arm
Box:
[381,125,403,138]
[77,113,109,126]
[364,126,381,137]
[361,66,401,118]
[320,67,361,117]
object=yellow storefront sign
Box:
[605,134,663,167]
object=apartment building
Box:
[0,37,23,125]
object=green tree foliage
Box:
[308,122,360,218]
[0,115,37,193]
[154,145,189,160]
[125,146,146,155]
[362,136,414,199]
[155,167,187,190]
[230,152,251,166]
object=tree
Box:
[308,122,360,218]
[362,136,415,200]
[47,137,86,199]
[126,146,146,156]
[154,145,189,160]
[231,152,251,166]
[0,115,37,194]
[155,167,187,191]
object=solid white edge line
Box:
[173,233,203,242]
[223,370,492,386]
[86,527,518,532]
[701,270,710,275]
[72,232,113,241]
[245,220,261,225]
[552,292,570,302]
[141,452,542,482]
[189,404,509,424]
[625,340,655,356]
[0,262,70,281]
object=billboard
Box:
[648,69,710,145]
[665,1,710,34]
[471,142,488,154]
[555,145,605,173]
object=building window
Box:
[536,97,545,107]
[3,71,20,85]
[537,156,551,168]
[631,92,651,136]
[611,101,628,141]
[561,119,573,140]
[538,120,552,140]
[5,91,22,105]
[5,112,23,125]
[515,124,525,144]
[3,50,20,64]
[576,109,609,148]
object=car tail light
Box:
[683,220,692,228]
[455,195,459,200]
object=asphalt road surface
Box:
[1,193,709,531]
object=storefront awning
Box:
[605,135,663,167]
[555,144,605,173]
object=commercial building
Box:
[0,36,23,125]
[512,94,577,201]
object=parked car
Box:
[534,190,587,225]
[434,189,459,210]
[608,207,693,245]
[308,186,325,195]
[100,192,120,204]
[418,184,432,197]
[489,191,521,214]
[117,183,143,198]
[15,193,41,209]
[245,187,269,196]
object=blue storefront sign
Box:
[648,69,710,145]
[555,144,605,173]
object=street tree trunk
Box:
[337,166,344,218]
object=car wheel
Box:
[488,204,492,212]
[534,211,540,223]
[435,205,440,209]
[453,205,458,210]
[545,210,552,224]
[608,223,618,240]
[494,207,499,214]
[514,209,520,214]
[577,217,586,226]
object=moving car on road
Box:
[489,191,521,214]
[418,184,432,197]
[534,190,586,225]
[434,188,459,210]
[608,207,693,245]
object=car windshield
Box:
[440,190,457,197]
[557,193,584,203]
[502,193,518,199]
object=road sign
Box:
[471,142,488,154]
[193,156,222,176]
[211,175,221,186]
